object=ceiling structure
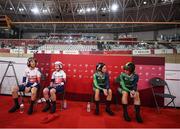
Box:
[0,0,180,33]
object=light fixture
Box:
[111,3,118,11]
[31,7,39,14]
[9,7,13,10]
[91,7,96,11]
[41,2,48,14]
[42,9,48,13]
[101,7,107,11]
[86,8,91,12]
[161,0,173,3]
[18,8,24,12]
[78,8,85,14]
[143,1,147,5]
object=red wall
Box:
[34,54,165,107]
[133,56,165,106]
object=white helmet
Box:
[54,61,63,68]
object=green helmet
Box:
[123,62,135,73]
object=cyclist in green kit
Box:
[116,62,143,123]
[93,62,114,116]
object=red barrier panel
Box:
[50,54,132,94]
[104,50,132,54]
[0,48,10,53]
[34,54,165,106]
[35,54,132,93]
[133,56,165,106]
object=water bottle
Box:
[63,100,67,109]
[20,103,24,114]
[87,102,91,112]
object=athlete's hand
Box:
[130,90,136,98]
[103,89,108,96]
[21,82,26,86]
[60,82,64,86]
[31,82,37,87]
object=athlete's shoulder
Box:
[24,67,30,72]
[34,67,39,70]
[120,72,126,76]
[52,71,57,74]
[60,70,66,73]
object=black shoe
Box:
[123,113,131,122]
[42,104,51,112]
[136,114,143,123]
[122,104,131,122]
[105,108,115,116]
[50,101,56,114]
[8,105,20,113]
[95,108,99,115]
[50,108,56,114]
[94,100,100,115]
[27,106,33,115]
[134,105,143,123]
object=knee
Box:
[134,92,140,100]
[50,89,56,95]
[108,89,112,95]
[31,88,37,96]
[122,91,128,96]
[43,88,49,94]
[94,89,100,96]
[12,86,19,92]
[31,91,36,97]
[122,92,128,99]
